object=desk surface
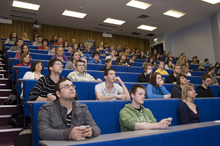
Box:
[39,121,220,146]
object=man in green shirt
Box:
[119,84,171,132]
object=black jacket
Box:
[197,86,214,98]
[138,73,151,83]
[171,85,182,98]
[166,73,176,83]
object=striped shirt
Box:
[66,110,72,129]
[67,70,96,81]
[29,75,63,101]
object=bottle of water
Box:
[48,48,51,55]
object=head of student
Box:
[147,56,154,64]
[167,59,173,67]
[142,62,153,74]
[55,78,76,100]
[22,33,28,39]
[201,74,212,88]
[93,51,100,61]
[10,32,17,40]
[192,57,197,63]
[75,60,84,74]
[130,54,136,61]
[173,65,181,74]
[47,59,63,75]
[199,61,204,66]
[176,73,187,86]
[181,65,189,74]
[130,84,146,104]
[110,50,116,57]
[19,53,30,64]
[31,60,44,73]
[158,61,165,69]
[149,72,163,87]
[56,46,64,56]
[105,59,112,69]
[37,36,42,43]
[13,38,23,47]
[78,42,83,48]
[215,62,220,68]
[52,35,57,41]
[204,58,209,64]
[42,39,49,46]
[104,68,116,83]
[119,53,127,61]
[20,44,29,56]
[50,46,56,54]
[63,41,69,48]
[206,67,215,76]
[58,36,63,43]
[181,83,196,102]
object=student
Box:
[162,51,166,57]
[71,38,76,45]
[215,62,220,70]
[155,61,169,75]
[78,49,91,59]
[116,44,121,52]
[165,52,172,63]
[21,32,29,41]
[20,60,44,99]
[5,32,17,44]
[206,68,219,85]
[129,54,136,62]
[50,46,56,55]
[181,65,191,76]
[16,53,31,67]
[166,65,181,84]
[196,74,214,97]
[38,39,49,50]
[7,38,23,52]
[78,42,84,50]
[51,47,68,62]
[138,62,153,83]
[105,50,117,61]
[50,35,58,43]
[33,36,42,46]
[95,68,130,100]
[115,53,132,66]
[176,55,185,66]
[155,53,162,61]
[63,41,72,50]
[132,48,139,55]
[125,47,131,56]
[164,59,174,70]
[178,83,200,125]
[38,78,100,140]
[190,57,199,65]
[147,56,157,68]
[100,59,113,71]
[65,51,87,70]
[15,44,32,59]
[67,60,102,82]
[137,51,147,60]
[98,42,104,50]
[29,59,66,101]
[145,51,150,58]
[53,36,63,46]
[119,84,171,132]
[85,43,92,51]
[197,61,205,71]
[88,51,103,64]
[171,74,188,98]
[146,72,171,99]
[105,45,116,54]
[204,58,211,67]
[153,49,157,57]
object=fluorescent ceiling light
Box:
[126,0,152,10]
[62,10,87,19]
[12,0,40,11]
[103,18,125,25]
[137,25,157,31]
[201,0,220,4]
[163,9,186,18]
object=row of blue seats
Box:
[31,98,220,146]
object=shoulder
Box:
[39,101,56,111]
[96,82,104,87]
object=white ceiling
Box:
[1,0,220,39]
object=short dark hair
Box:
[20,43,29,56]
[204,58,209,62]
[130,54,136,59]
[42,39,49,45]
[158,61,164,65]
[31,60,44,73]
[104,68,115,77]
[55,78,72,99]
[13,38,23,46]
[58,36,62,39]
[50,46,55,50]
[149,72,161,87]
[93,51,100,58]
[47,59,62,75]
[176,73,187,86]
[201,74,212,81]
[105,59,112,63]
[37,36,42,39]
[78,48,83,53]
[52,35,57,40]
[70,51,79,62]
[78,42,83,48]
[75,60,83,67]
[130,84,146,101]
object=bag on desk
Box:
[14,127,32,146]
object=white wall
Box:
[170,19,215,65]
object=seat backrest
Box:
[169,99,182,125]
[210,98,220,120]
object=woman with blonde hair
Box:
[178,83,200,125]
[176,55,186,66]
[21,33,29,41]
[181,65,191,76]
[85,43,92,51]
[51,46,68,62]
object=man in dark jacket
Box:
[166,65,181,84]
[38,78,101,140]
[197,74,214,97]
[138,62,153,83]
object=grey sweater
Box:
[65,61,87,70]
[38,100,101,140]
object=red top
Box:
[16,63,31,67]
[53,42,63,46]
[14,53,32,59]
[38,45,49,50]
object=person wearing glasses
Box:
[29,59,78,101]
[37,78,101,140]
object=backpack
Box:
[8,113,24,128]
[14,127,32,146]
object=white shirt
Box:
[95,82,123,100]
[105,55,117,61]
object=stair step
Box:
[0,97,8,105]
[0,115,11,126]
[0,65,7,70]
[0,72,8,78]
[0,127,21,144]
[0,89,13,97]
[0,105,17,115]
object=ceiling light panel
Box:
[62,10,87,19]
[103,18,125,25]
[163,9,186,18]
[137,25,157,31]
[201,0,220,4]
[126,0,152,10]
[12,0,40,11]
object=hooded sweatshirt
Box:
[196,86,214,98]
[119,103,157,132]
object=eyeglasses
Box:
[36,63,42,66]
[60,84,75,90]
[54,63,64,67]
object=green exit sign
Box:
[154,38,158,42]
